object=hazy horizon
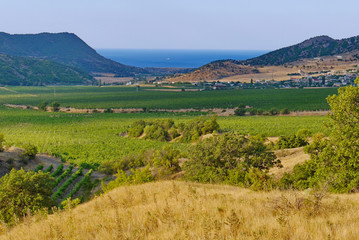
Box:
[2,0,359,50]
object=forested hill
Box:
[0,54,95,86]
[0,32,147,76]
[244,35,359,66]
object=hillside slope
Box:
[0,54,94,85]
[2,181,359,240]
[168,35,359,81]
[245,35,359,66]
[0,32,147,76]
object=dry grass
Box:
[1,181,359,239]
[270,147,310,180]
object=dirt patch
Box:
[4,104,330,117]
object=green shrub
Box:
[276,135,308,149]
[51,101,60,112]
[0,169,55,225]
[296,128,312,139]
[128,120,146,137]
[269,108,279,115]
[0,133,4,152]
[22,144,38,159]
[280,108,290,115]
[102,166,154,192]
[38,102,48,111]
[183,133,281,188]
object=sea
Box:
[96,49,269,68]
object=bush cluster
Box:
[127,117,219,143]
[182,133,282,190]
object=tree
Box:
[0,169,55,225]
[51,101,60,112]
[183,133,281,187]
[38,101,48,111]
[283,80,359,192]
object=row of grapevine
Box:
[52,167,83,200]
[50,164,64,178]
[53,166,74,188]
[65,169,93,200]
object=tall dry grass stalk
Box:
[1,181,359,239]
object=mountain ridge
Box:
[167,35,359,81]
[0,32,148,76]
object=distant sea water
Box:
[96,49,269,68]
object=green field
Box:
[0,86,338,111]
[0,106,329,168]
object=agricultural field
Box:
[0,86,338,111]
[0,106,329,168]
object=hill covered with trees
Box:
[0,32,147,76]
[0,54,95,85]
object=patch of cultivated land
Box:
[2,180,359,239]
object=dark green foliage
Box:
[152,146,181,178]
[0,169,55,225]
[234,105,246,116]
[53,167,83,200]
[50,164,64,178]
[66,169,93,200]
[104,108,113,113]
[22,144,38,159]
[280,81,359,193]
[0,32,147,76]
[38,102,48,111]
[0,54,94,86]
[0,133,5,152]
[44,165,54,173]
[281,108,290,115]
[269,108,280,116]
[183,133,281,189]
[51,102,60,112]
[128,120,146,137]
[179,116,219,142]
[276,135,308,149]
[128,117,219,143]
[34,165,44,172]
[53,166,74,188]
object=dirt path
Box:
[4,104,330,117]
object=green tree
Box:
[51,101,60,112]
[283,81,359,192]
[183,133,281,187]
[38,102,48,111]
[0,169,55,225]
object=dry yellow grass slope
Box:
[1,181,359,239]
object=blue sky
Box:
[1,0,358,50]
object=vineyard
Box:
[0,86,338,110]
[0,107,329,169]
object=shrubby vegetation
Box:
[128,116,219,142]
[276,135,308,149]
[280,81,359,192]
[0,169,55,225]
[182,133,282,190]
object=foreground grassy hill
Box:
[1,181,359,239]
